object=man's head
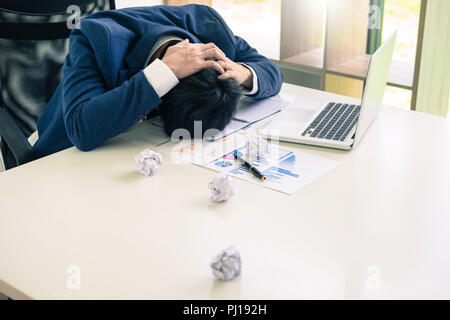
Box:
[159,68,242,138]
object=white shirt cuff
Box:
[143,59,179,98]
[239,63,259,96]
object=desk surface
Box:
[1,84,450,299]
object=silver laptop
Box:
[263,31,397,150]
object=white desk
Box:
[1,84,450,299]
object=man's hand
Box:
[162,39,226,80]
[218,57,253,90]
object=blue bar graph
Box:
[263,166,299,181]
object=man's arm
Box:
[233,35,284,99]
[62,30,162,151]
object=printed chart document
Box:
[170,133,340,194]
[201,144,340,195]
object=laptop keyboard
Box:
[301,103,361,142]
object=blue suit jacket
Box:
[34,5,283,157]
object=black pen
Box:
[234,152,267,182]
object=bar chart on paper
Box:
[264,166,300,181]
[203,146,340,195]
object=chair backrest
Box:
[0,0,115,137]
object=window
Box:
[382,0,421,109]
[212,0,281,60]
[115,0,449,117]
[383,0,420,65]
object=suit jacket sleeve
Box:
[206,6,284,100]
[62,29,161,152]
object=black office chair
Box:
[0,0,116,171]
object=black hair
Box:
[159,68,242,137]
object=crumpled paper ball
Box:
[247,135,269,161]
[208,173,234,202]
[210,247,241,281]
[135,149,163,177]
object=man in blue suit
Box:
[31,4,283,157]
